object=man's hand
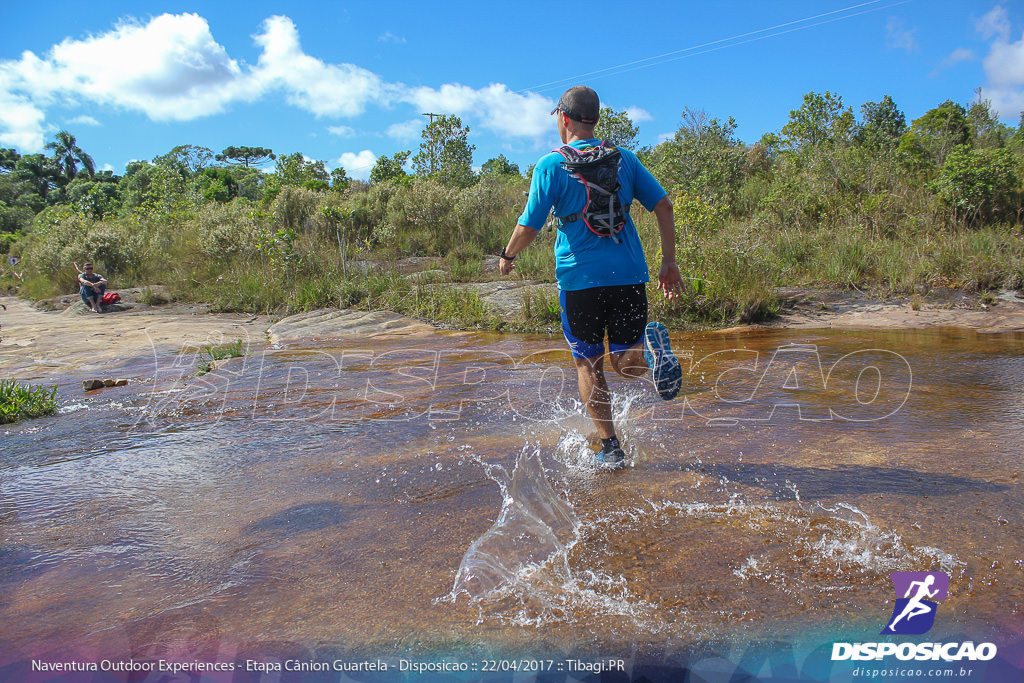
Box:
[657,260,685,300]
[498,225,539,277]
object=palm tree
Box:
[45,130,95,184]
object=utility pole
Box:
[422,113,443,175]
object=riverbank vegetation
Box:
[0,379,58,424]
[1,93,1023,331]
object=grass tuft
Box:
[0,379,58,424]
[196,339,245,375]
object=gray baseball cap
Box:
[551,86,600,125]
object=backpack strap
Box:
[557,203,631,227]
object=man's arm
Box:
[651,196,684,299]
[498,224,539,275]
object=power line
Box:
[519,0,911,94]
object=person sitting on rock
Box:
[78,263,107,313]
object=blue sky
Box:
[1,1,1023,180]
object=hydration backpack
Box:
[554,141,630,242]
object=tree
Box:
[216,146,276,168]
[118,161,154,211]
[197,167,239,202]
[480,154,521,178]
[227,165,267,201]
[903,100,970,168]
[645,108,745,213]
[331,166,351,191]
[272,153,330,191]
[594,107,639,150]
[117,160,191,215]
[930,144,1019,226]
[0,170,40,233]
[370,151,411,185]
[45,130,95,184]
[412,114,476,187]
[64,171,122,218]
[781,91,854,150]
[13,154,60,201]
[967,98,1012,149]
[0,148,20,174]
[856,95,907,149]
[154,144,214,175]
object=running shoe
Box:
[596,443,626,469]
[643,321,682,401]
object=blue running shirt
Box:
[517,139,667,291]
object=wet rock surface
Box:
[267,308,435,343]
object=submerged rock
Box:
[83,378,129,391]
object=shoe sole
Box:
[644,322,682,401]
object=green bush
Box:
[0,379,57,424]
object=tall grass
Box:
[9,173,1024,333]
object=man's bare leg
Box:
[573,354,615,439]
[609,344,647,381]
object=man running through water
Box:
[499,85,684,469]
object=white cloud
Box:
[983,38,1024,117]
[386,118,423,141]
[68,115,101,126]
[50,14,244,118]
[975,8,1024,120]
[930,47,976,77]
[0,13,244,149]
[885,17,917,52]
[328,125,356,137]
[338,149,376,180]
[378,31,406,44]
[977,6,1011,42]
[984,33,1024,87]
[251,15,389,118]
[0,87,46,150]
[404,83,553,138]
[624,106,652,123]
[0,12,560,152]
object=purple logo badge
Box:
[881,571,949,635]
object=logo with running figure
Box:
[881,571,949,635]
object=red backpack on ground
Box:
[101,292,121,305]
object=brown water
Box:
[2,326,1023,679]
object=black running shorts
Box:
[559,283,648,359]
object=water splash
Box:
[442,447,578,602]
[438,446,663,630]
[643,494,962,589]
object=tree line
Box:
[1,90,1022,327]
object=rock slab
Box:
[267,309,435,343]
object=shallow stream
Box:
[2,326,1022,679]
